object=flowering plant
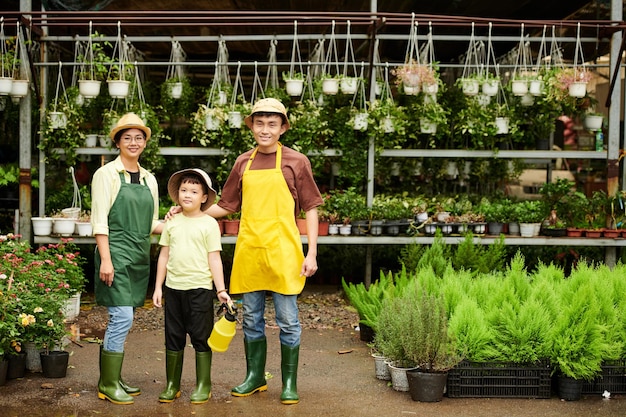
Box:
[392,60,438,89]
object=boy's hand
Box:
[152,287,163,308]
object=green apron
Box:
[95,172,154,307]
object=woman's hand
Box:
[99,259,115,287]
[165,205,182,221]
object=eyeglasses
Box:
[121,135,146,144]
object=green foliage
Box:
[341,272,394,332]
[417,230,451,277]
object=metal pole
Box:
[18,0,32,242]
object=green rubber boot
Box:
[159,350,184,403]
[280,344,300,405]
[190,351,212,404]
[97,349,134,405]
[100,344,141,396]
[231,337,268,397]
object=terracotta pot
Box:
[296,218,307,235]
[585,229,602,238]
[603,229,620,239]
[223,219,240,235]
[318,221,329,236]
[567,227,584,237]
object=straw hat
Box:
[109,112,152,141]
[167,168,217,212]
[244,97,290,131]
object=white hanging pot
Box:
[461,78,480,96]
[205,113,222,131]
[481,80,499,96]
[422,82,439,95]
[84,133,98,148]
[402,73,420,88]
[49,111,68,129]
[353,112,369,131]
[419,118,437,134]
[374,81,382,96]
[476,94,491,107]
[568,82,587,98]
[217,91,228,106]
[529,79,544,96]
[10,80,29,98]
[403,85,420,95]
[583,115,603,130]
[169,81,183,99]
[340,77,358,94]
[381,116,395,133]
[285,79,304,96]
[445,161,458,179]
[322,78,339,95]
[228,111,243,129]
[0,76,13,95]
[78,80,101,99]
[495,117,510,135]
[511,79,528,96]
[520,94,535,106]
[107,80,130,98]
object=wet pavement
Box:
[1,325,626,417]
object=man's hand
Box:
[165,205,182,221]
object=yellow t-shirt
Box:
[159,213,222,291]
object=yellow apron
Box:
[230,144,305,295]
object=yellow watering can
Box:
[208,302,238,352]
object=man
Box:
[205,98,322,404]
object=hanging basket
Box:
[568,81,587,98]
[10,79,29,98]
[460,78,479,96]
[169,81,183,99]
[495,117,510,135]
[481,79,499,96]
[420,118,438,134]
[511,79,528,96]
[353,112,369,131]
[205,113,222,131]
[228,111,243,129]
[340,77,358,94]
[285,79,304,96]
[49,111,68,129]
[529,79,544,96]
[0,77,13,95]
[107,80,130,98]
[322,78,339,95]
[78,80,101,99]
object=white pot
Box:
[322,78,339,95]
[107,80,130,98]
[339,224,352,235]
[32,217,53,236]
[461,78,480,96]
[78,80,101,99]
[529,79,544,96]
[495,117,510,135]
[98,135,109,147]
[374,81,382,96]
[75,221,93,237]
[340,77,358,94]
[402,85,420,95]
[49,111,68,129]
[217,90,228,106]
[415,211,429,224]
[353,112,369,131]
[520,94,535,106]
[169,81,183,99]
[62,292,82,320]
[419,118,437,134]
[328,224,340,235]
[511,79,528,96]
[52,218,76,236]
[381,116,395,133]
[476,94,491,107]
[10,80,29,98]
[568,82,587,98]
[422,82,439,95]
[445,161,458,179]
[205,114,221,131]
[0,76,13,95]
[519,222,535,237]
[61,207,80,219]
[583,115,603,131]
[84,133,98,148]
[402,73,420,88]
[228,111,243,129]
[481,80,499,96]
[285,79,304,96]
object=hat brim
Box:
[244,111,290,131]
[167,169,217,212]
[109,124,152,142]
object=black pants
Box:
[164,287,214,352]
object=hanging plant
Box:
[284,22,306,97]
[320,20,341,95]
[0,20,15,95]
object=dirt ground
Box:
[1,287,625,417]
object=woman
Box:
[91,113,163,405]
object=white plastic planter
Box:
[495,117,510,135]
[381,116,395,133]
[568,82,587,98]
[49,112,68,129]
[511,80,528,96]
[52,218,76,236]
[75,221,93,237]
[481,80,499,96]
[422,82,439,95]
[340,77,358,94]
[0,76,13,95]
[107,80,130,98]
[353,112,369,131]
[169,81,183,99]
[205,114,221,131]
[461,78,479,96]
[98,135,109,147]
[476,94,491,107]
[402,85,420,95]
[32,217,53,236]
[322,78,339,95]
[520,94,535,106]
[228,111,243,129]
[583,115,603,131]
[10,80,29,99]
[529,79,544,96]
[78,80,101,99]
[84,134,98,148]
[419,118,437,134]
[284,79,304,96]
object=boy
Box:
[152,168,231,404]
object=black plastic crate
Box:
[447,360,552,399]
[583,359,626,394]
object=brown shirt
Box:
[217,145,323,217]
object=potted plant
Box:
[419,100,448,135]
[77,32,112,99]
[282,71,305,97]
